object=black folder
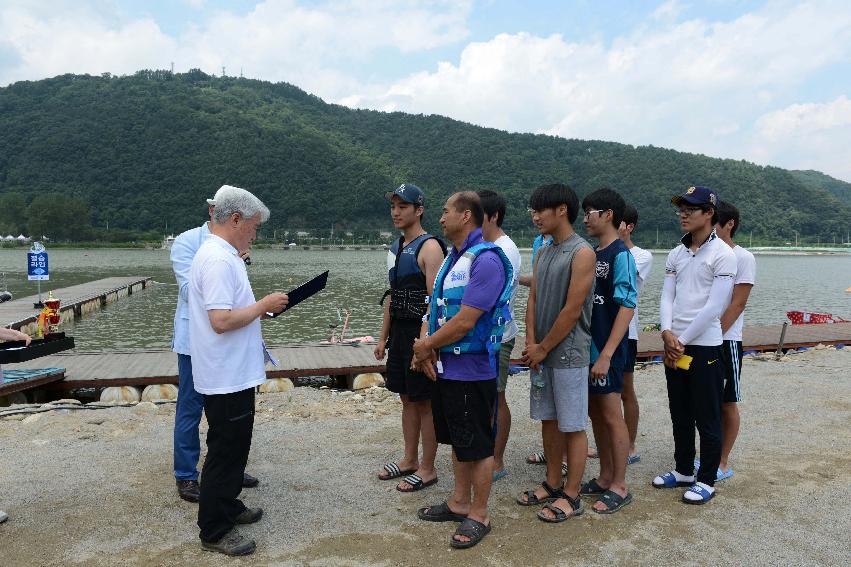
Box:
[267,270,329,317]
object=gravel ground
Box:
[1,347,849,566]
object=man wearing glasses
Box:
[653,186,736,505]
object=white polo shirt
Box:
[664,231,737,346]
[627,245,654,340]
[188,234,266,395]
[494,234,521,342]
[723,245,756,342]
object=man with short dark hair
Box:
[476,189,521,482]
[189,185,289,555]
[413,191,513,549]
[580,188,637,514]
[711,201,755,481]
[617,204,653,464]
[520,183,596,523]
[375,183,446,492]
[653,186,736,505]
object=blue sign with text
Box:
[27,252,49,281]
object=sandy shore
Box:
[1,347,849,566]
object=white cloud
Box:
[0,0,472,99]
[756,96,851,139]
[344,0,851,180]
[751,96,851,179]
[652,0,686,21]
[0,4,176,84]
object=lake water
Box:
[0,247,849,350]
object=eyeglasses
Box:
[583,209,607,220]
[676,207,704,217]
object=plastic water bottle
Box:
[530,366,546,401]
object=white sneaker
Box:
[0,510,8,524]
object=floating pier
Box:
[0,368,65,398]
[1,323,848,400]
[0,277,151,335]
[1,342,385,392]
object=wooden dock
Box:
[0,368,65,397]
[0,277,151,334]
[630,322,851,358]
[1,322,848,396]
[1,342,385,391]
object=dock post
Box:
[775,322,789,360]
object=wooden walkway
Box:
[0,277,151,334]
[1,343,385,391]
[631,322,851,357]
[0,368,65,397]
[1,322,848,394]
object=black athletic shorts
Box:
[624,338,638,372]
[432,377,497,462]
[721,340,743,403]
[385,321,434,402]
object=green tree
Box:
[26,193,92,241]
[0,192,27,234]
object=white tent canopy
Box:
[2,235,14,241]
[16,234,30,241]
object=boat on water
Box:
[160,235,176,250]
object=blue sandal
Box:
[682,483,715,504]
[652,471,694,489]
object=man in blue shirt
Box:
[171,186,258,503]
[580,188,638,514]
[412,191,512,549]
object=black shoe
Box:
[176,479,200,503]
[235,507,263,524]
[201,529,256,556]
[242,473,259,488]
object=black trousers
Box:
[665,345,724,487]
[198,387,255,543]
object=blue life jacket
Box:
[427,242,514,372]
[386,233,446,321]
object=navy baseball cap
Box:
[672,185,718,207]
[385,183,425,207]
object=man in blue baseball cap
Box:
[376,183,447,494]
[385,183,426,207]
[670,185,719,209]
[653,185,737,505]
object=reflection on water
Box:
[0,247,849,351]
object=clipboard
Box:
[267,270,329,317]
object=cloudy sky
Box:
[2,0,850,181]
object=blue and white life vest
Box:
[427,242,514,372]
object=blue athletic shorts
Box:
[589,364,624,395]
[624,339,638,372]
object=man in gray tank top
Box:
[519,183,596,523]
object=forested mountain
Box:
[789,170,851,207]
[1,70,849,244]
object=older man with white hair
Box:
[189,185,288,556]
[171,185,258,504]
